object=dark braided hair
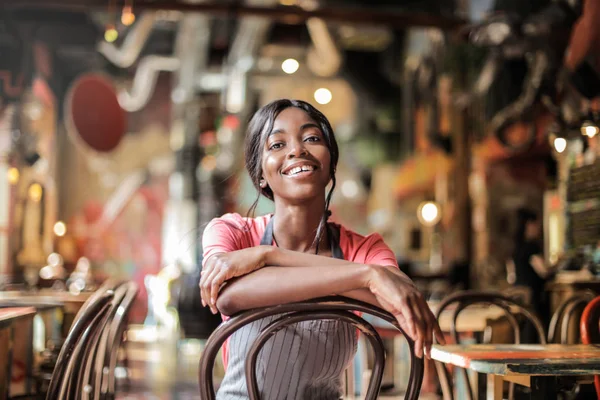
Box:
[244,99,339,253]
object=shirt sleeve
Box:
[362,233,399,268]
[201,217,244,366]
[201,217,242,268]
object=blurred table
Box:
[0,290,91,337]
[0,307,36,400]
[431,344,600,400]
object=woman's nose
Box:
[287,140,308,158]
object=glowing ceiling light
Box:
[105,25,119,43]
[581,121,599,138]
[28,183,43,202]
[553,137,567,153]
[53,221,67,237]
[314,88,332,105]
[281,58,299,74]
[417,201,442,227]
[7,167,19,185]
[121,6,136,26]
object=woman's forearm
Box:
[216,262,372,315]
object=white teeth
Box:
[285,165,315,175]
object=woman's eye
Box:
[305,136,321,142]
[269,142,284,150]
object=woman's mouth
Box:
[282,163,318,177]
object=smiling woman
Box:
[199,99,443,400]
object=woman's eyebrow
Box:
[300,123,320,131]
[269,128,284,136]
[268,123,320,137]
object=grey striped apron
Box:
[216,218,358,400]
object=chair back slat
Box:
[245,310,385,400]
[548,291,596,344]
[434,290,545,400]
[198,296,424,400]
[102,282,139,399]
[82,282,131,400]
[46,291,114,400]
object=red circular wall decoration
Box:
[65,73,126,153]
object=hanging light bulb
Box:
[553,137,567,153]
[104,24,118,42]
[581,120,599,138]
[121,1,135,26]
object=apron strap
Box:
[260,215,344,259]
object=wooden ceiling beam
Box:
[5,1,466,30]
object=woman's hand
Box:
[200,246,270,313]
[366,265,445,359]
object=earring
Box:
[260,179,267,188]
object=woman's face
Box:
[261,107,331,203]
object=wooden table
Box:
[0,290,91,314]
[0,291,92,337]
[431,344,600,400]
[0,307,36,400]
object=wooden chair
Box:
[12,281,136,400]
[548,291,596,344]
[47,290,115,400]
[580,295,600,399]
[198,296,425,400]
[69,280,139,400]
[80,281,133,400]
[434,290,546,400]
[99,281,138,400]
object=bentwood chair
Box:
[81,281,139,400]
[548,291,596,344]
[47,290,115,400]
[580,295,600,399]
[198,296,425,400]
[433,290,546,400]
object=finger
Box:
[417,297,434,359]
[203,264,222,314]
[407,296,427,358]
[199,262,214,307]
[433,318,446,345]
[210,270,228,310]
[414,336,423,359]
[397,299,418,340]
[200,264,216,310]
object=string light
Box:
[104,24,118,42]
[314,88,332,105]
[28,183,43,202]
[121,0,135,26]
[7,167,19,185]
[281,58,299,74]
[581,121,599,138]
[53,221,67,237]
[553,137,567,153]
[105,0,119,42]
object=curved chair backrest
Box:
[548,291,596,344]
[434,290,546,400]
[101,281,139,399]
[46,290,114,400]
[580,295,600,398]
[81,282,132,400]
[198,296,424,400]
[73,280,126,322]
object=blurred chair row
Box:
[11,280,138,400]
